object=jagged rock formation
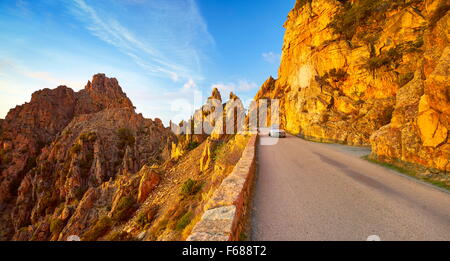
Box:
[0,75,250,241]
[134,88,250,241]
[255,0,449,172]
[0,74,175,240]
[170,88,246,159]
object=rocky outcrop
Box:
[77,73,135,114]
[210,92,246,140]
[0,74,175,240]
[188,135,257,241]
[255,0,449,172]
[137,166,160,203]
[170,88,246,162]
[0,74,134,204]
[371,4,449,172]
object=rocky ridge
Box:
[0,75,249,241]
[0,74,175,240]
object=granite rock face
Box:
[0,74,175,240]
[255,0,449,171]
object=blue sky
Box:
[0,0,295,124]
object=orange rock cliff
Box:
[255,0,449,172]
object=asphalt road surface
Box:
[251,134,450,241]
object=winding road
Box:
[251,134,450,241]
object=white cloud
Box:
[211,80,258,95]
[262,52,281,64]
[69,0,213,82]
[0,58,84,89]
[183,79,197,90]
[0,58,85,118]
[237,80,258,91]
[211,83,236,94]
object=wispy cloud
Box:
[0,58,84,89]
[69,0,213,82]
[183,79,197,90]
[0,58,85,118]
[211,80,258,96]
[262,52,281,64]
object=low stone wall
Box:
[187,135,257,241]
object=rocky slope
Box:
[0,74,175,240]
[256,0,449,174]
[0,75,249,241]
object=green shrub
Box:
[1,152,12,165]
[315,75,330,87]
[25,157,37,171]
[328,0,380,41]
[175,211,193,231]
[106,231,131,241]
[111,196,137,223]
[82,216,112,241]
[180,179,202,196]
[186,141,200,151]
[74,187,86,200]
[117,128,135,148]
[294,0,312,9]
[212,141,226,161]
[79,151,94,173]
[70,143,82,154]
[329,0,421,43]
[79,131,97,142]
[317,68,349,86]
[38,192,58,216]
[136,212,149,228]
[324,68,349,81]
[50,218,64,235]
[364,45,403,74]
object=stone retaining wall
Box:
[187,135,257,241]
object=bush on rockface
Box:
[295,0,312,10]
[79,151,94,174]
[0,150,12,165]
[186,141,200,151]
[70,143,82,155]
[82,216,112,241]
[106,231,133,241]
[37,192,58,216]
[175,211,193,231]
[117,128,135,149]
[49,218,64,235]
[79,131,97,143]
[329,0,423,43]
[316,68,349,87]
[180,179,202,196]
[135,206,158,228]
[324,68,349,82]
[111,196,138,223]
[363,41,423,74]
[74,187,86,201]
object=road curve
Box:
[251,134,450,241]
